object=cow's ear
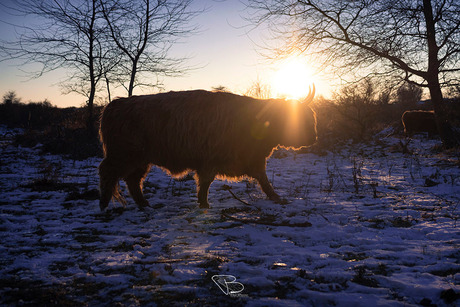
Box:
[303,84,315,105]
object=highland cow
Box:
[99,88,316,210]
[402,110,438,136]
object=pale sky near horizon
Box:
[0,0,330,108]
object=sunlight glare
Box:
[272,57,315,100]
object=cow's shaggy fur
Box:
[402,110,438,136]
[99,90,317,210]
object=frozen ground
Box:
[0,126,459,306]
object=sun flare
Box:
[271,57,315,100]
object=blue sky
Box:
[0,0,328,107]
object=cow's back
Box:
[99,90,274,175]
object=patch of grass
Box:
[152,290,198,305]
[440,288,460,304]
[430,267,460,277]
[69,277,110,298]
[197,257,226,271]
[21,160,82,193]
[49,261,74,272]
[65,188,99,201]
[367,218,386,229]
[273,278,298,299]
[373,263,391,277]
[22,178,78,192]
[390,216,416,228]
[112,241,135,252]
[71,227,104,244]
[351,266,379,288]
[0,278,80,306]
[342,252,368,262]
[239,258,264,266]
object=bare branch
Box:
[246,0,460,88]
[101,0,203,96]
[246,0,460,147]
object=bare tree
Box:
[247,0,460,147]
[101,0,201,97]
[333,78,379,141]
[0,0,113,134]
[2,90,22,105]
[245,78,272,99]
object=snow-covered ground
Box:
[0,127,459,306]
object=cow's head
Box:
[281,84,317,149]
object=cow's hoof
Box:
[136,200,150,210]
[276,198,289,205]
[199,202,210,209]
[268,194,283,204]
[99,202,108,212]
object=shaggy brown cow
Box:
[402,110,438,136]
[99,88,316,210]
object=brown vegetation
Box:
[0,98,103,159]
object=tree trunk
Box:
[105,74,112,103]
[128,58,139,97]
[423,0,458,148]
[86,0,97,137]
[428,81,457,148]
[87,83,96,136]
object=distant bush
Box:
[1,94,104,159]
[15,124,103,159]
[315,99,404,142]
[313,82,396,147]
[0,99,61,129]
[2,90,21,105]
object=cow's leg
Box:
[99,158,124,211]
[254,171,281,203]
[125,164,151,209]
[195,171,215,209]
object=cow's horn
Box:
[304,84,315,105]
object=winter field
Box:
[0,126,459,306]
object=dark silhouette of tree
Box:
[246,79,272,99]
[0,0,112,134]
[247,0,460,147]
[101,0,201,97]
[397,83,424,107]
[333,78,379,141]
[2,90,21,105]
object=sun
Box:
[271,57,315,100]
